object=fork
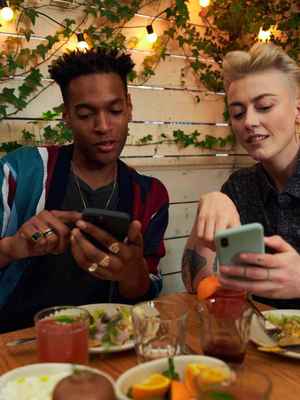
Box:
[5,337,36,347]
[247,297,281,339]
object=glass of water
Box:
[132,299,188,363]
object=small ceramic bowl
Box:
[0,363,115,400]
[115,354,231,400]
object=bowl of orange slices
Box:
[115,355,233,400]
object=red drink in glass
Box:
[198,288,253,366]
[35,306,89,364]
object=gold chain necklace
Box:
[71,161,117,210]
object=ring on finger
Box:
[98,255,110,268]
[108,242,120,254]
[88,263,99,273]
[243,267,248,279]
[42,228,55,238]
[266,268,271,281]
[31,231,42,241]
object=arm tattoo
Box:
[181,248,207,293]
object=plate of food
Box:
[81,303,134,354]
[0,363,115,400]
[250,309,300,359]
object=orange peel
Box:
[131,373,171,399]
[197,275,220,300]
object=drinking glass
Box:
[132,299,188,363]
[198,288,253,366]
[196,368,272,400]
[34,306,90,364]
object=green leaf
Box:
[36,44,47,60]
[42,110,60,120]
[207,392,235,400]
[22,128,35,141]
[0,105,8,118]
[0,141,22,152]
[25,69,43,88]
[18,84,33,99]
[24,8,39,25]
[55,315,76,323]
[162,357,180,380]
[24,29,34,42]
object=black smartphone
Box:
[82,208,130,242]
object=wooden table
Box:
[0,292,300,399]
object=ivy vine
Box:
[0,0,299,152]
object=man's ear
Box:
[127,93,133,122]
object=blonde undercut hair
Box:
[223,43,300,94]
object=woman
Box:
[182,43,300,308]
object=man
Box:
[0,48,169,332]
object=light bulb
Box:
[77,40,89,51]
[0,6,14,22]
[199,0,210,6]
[258,27,271,42]
[76,33,89,51]
[146,25,157,44]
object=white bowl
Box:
[115,355,231,400]
[0,363,115,400]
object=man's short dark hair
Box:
[49,48,135,102]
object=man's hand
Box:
[219,235,300,299]
[196,192,240,250]
[70,219,150,299]
[0,210,81,264]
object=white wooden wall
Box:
[0,0,251,294]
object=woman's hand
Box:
[219,235,300,299]
[70,219,150,299]
[196,192,240,250]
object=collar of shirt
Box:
[256,153,300,204]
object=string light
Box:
[0,1,14,22]
[146,25,157,44]
[76,32,89,51]
[199,0,210,6]
[258,27,271,42]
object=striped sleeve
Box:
[132,176,169,298]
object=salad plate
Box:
[80,303,134,354]
[250,309,300,359]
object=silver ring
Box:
[266,269,271,281]
[88,263,99,273]
[42,228,55,238]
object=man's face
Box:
[227,69,300,164]
[63,72,132,167]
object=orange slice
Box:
[197,275,220,300]
[131,373,171,399]
[184,363,231,396]
[170,379,192,400]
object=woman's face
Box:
[227,69,300,164]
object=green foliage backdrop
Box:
[0,0,299,151]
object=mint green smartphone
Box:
[215,223,265,266]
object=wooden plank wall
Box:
[0,0,250,294]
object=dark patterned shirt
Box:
[221,157,300,309]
